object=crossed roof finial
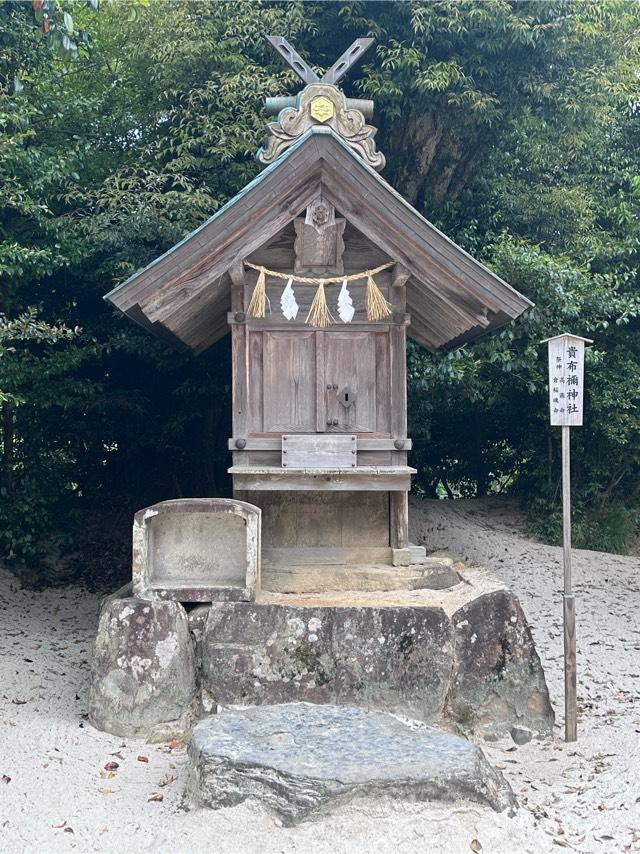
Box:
[259,35,384,171]
[267,36,374,87]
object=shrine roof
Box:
[105,127,532,352]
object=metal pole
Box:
[562,425,577,741]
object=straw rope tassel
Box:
[366,272,392,321]
[247,266,267,318]
[305,281,333,328]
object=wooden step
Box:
[262,562,431,595]
[262,546,392,568]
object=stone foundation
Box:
[89,564,554,742]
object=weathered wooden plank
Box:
[229,465,415,492]
[248,330,264,433]
[263,330,317,432]
[389,270,407,464]
[315,330,326,432]
[248,489,390,547]
[407,271,490,333]
[164,279,231,349]
[245,450,281,466]
[238,318,396,333]
[231,321,249,439]
[390,323,407,463]
[229,263,247,293]
[228,437,408,451]
[356,451,392,465]
[262,562,429,594]
[263,546,392,567]
[406,313,448,351]
[375,331,391,434]
[391,262,411,293]
[191,315,231,354]
[282,434,357,469]
[324,330,377,432]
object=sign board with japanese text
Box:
[541,331,592,742]
[544,334,591,427]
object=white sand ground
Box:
[1,497,639,854]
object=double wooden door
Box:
[257,329,390,435]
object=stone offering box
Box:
[132,498,261,602]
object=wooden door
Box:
[256,328,390,436]
[323,331,378,432]
[262,331,317,432]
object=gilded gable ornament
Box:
[257,37,385,171]
[310,96,334,123]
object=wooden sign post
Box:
[542,333,592,742]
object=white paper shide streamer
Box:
[337,278,355,323]
[280,277,299,321]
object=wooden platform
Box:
[229,465,416,491]
[261,545,452,594]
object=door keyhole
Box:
[337,386,355,410]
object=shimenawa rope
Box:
[243,261,393,324]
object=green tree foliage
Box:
[1,0,639,580]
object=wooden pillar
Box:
[229,265,249,492]
[389,263,410,551]
[390,263,409,466]
[390,491,409,549]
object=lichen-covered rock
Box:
[446,589,554,738]
[89,597,195,740]
[201,602,453,723]
[188,703,517,825]
[89,567,554,742]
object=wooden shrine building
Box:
[105,38,531,576]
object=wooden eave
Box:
[105,128,532,353]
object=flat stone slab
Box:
[188,703,517,825]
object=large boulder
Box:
[89,597,196,740]
[200,601,453,723]
[446,585,554,739]
[188,703,517,825]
